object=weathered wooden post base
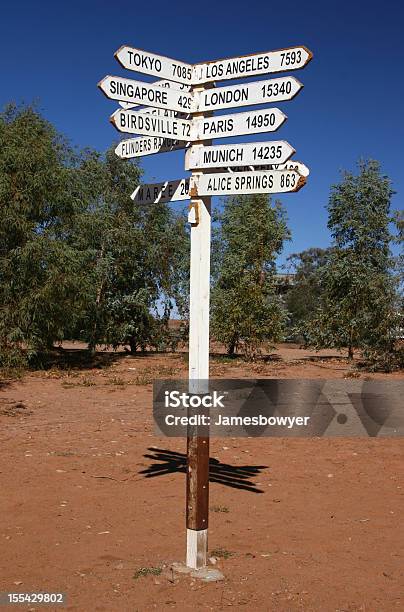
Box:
[186,528,208,569]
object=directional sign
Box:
[111,108,193,140]
[194,46,312,83]
[133,106,189,120]
[115,136,187,159]
[191,170,305,196]
[115,46,194,85]
[193,108,286,141]
[268,160,310,177]
[98,76,193,113]
[185,141,295,170]
[224,160,310,176]
[119,79,191,110]
[131,178,190,204]
[196,76,302,112]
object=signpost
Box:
[193,107,287,140]
[186,84,212,569]
[193,46,312,83]
[110,108,193,140]
[119,79,191,110]
[185,140,295,170]
[196,76,303,112]
[131,178,190,204]
[192,169,305,196]
[98,75,193,112]
[115,46,194,85]
[99,42,312,572]
[115,136,187,159]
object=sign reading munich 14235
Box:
[185,141,295,170]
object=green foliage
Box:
[68,147,189,354]
[211,195,290,359]
[285,247,333,333]
[302,160,402,369]
[0,104,189,365]
[0,104,84,365]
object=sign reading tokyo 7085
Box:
[115,47,194,85]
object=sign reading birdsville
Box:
[99,42,312,571]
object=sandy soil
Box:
[0,346,403,611]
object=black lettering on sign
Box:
[204,87,249,108]
[127,51,162,73]
[203,118,234,136]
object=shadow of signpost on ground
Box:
[140,447,267,493]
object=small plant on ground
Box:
[210,548,233,559]
[133,566,162,579]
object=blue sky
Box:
[1,0,403,266]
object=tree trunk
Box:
[227,339,236,356]
[348,326,354,359]
[129,337,137,355]
[87,341,96,358]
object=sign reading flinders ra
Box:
[98,42,312,571]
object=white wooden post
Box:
[186,83,211,569]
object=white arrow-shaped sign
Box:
[119,79,191,110]
[266,160,310,177]
[197,76,302,112]
[185,141,295,170]
[194,46,312,83]
[115,137,188,159]
[191,169,305,196]
[111,107,286,142]
[98,76,193,113]
[132,106,189,120]
[222,161,310,177]
[111,108,193,140]
[194,108,286,140]
[131,178,190,204]
[115,46,194,85]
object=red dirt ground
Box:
[0,345,403,611]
